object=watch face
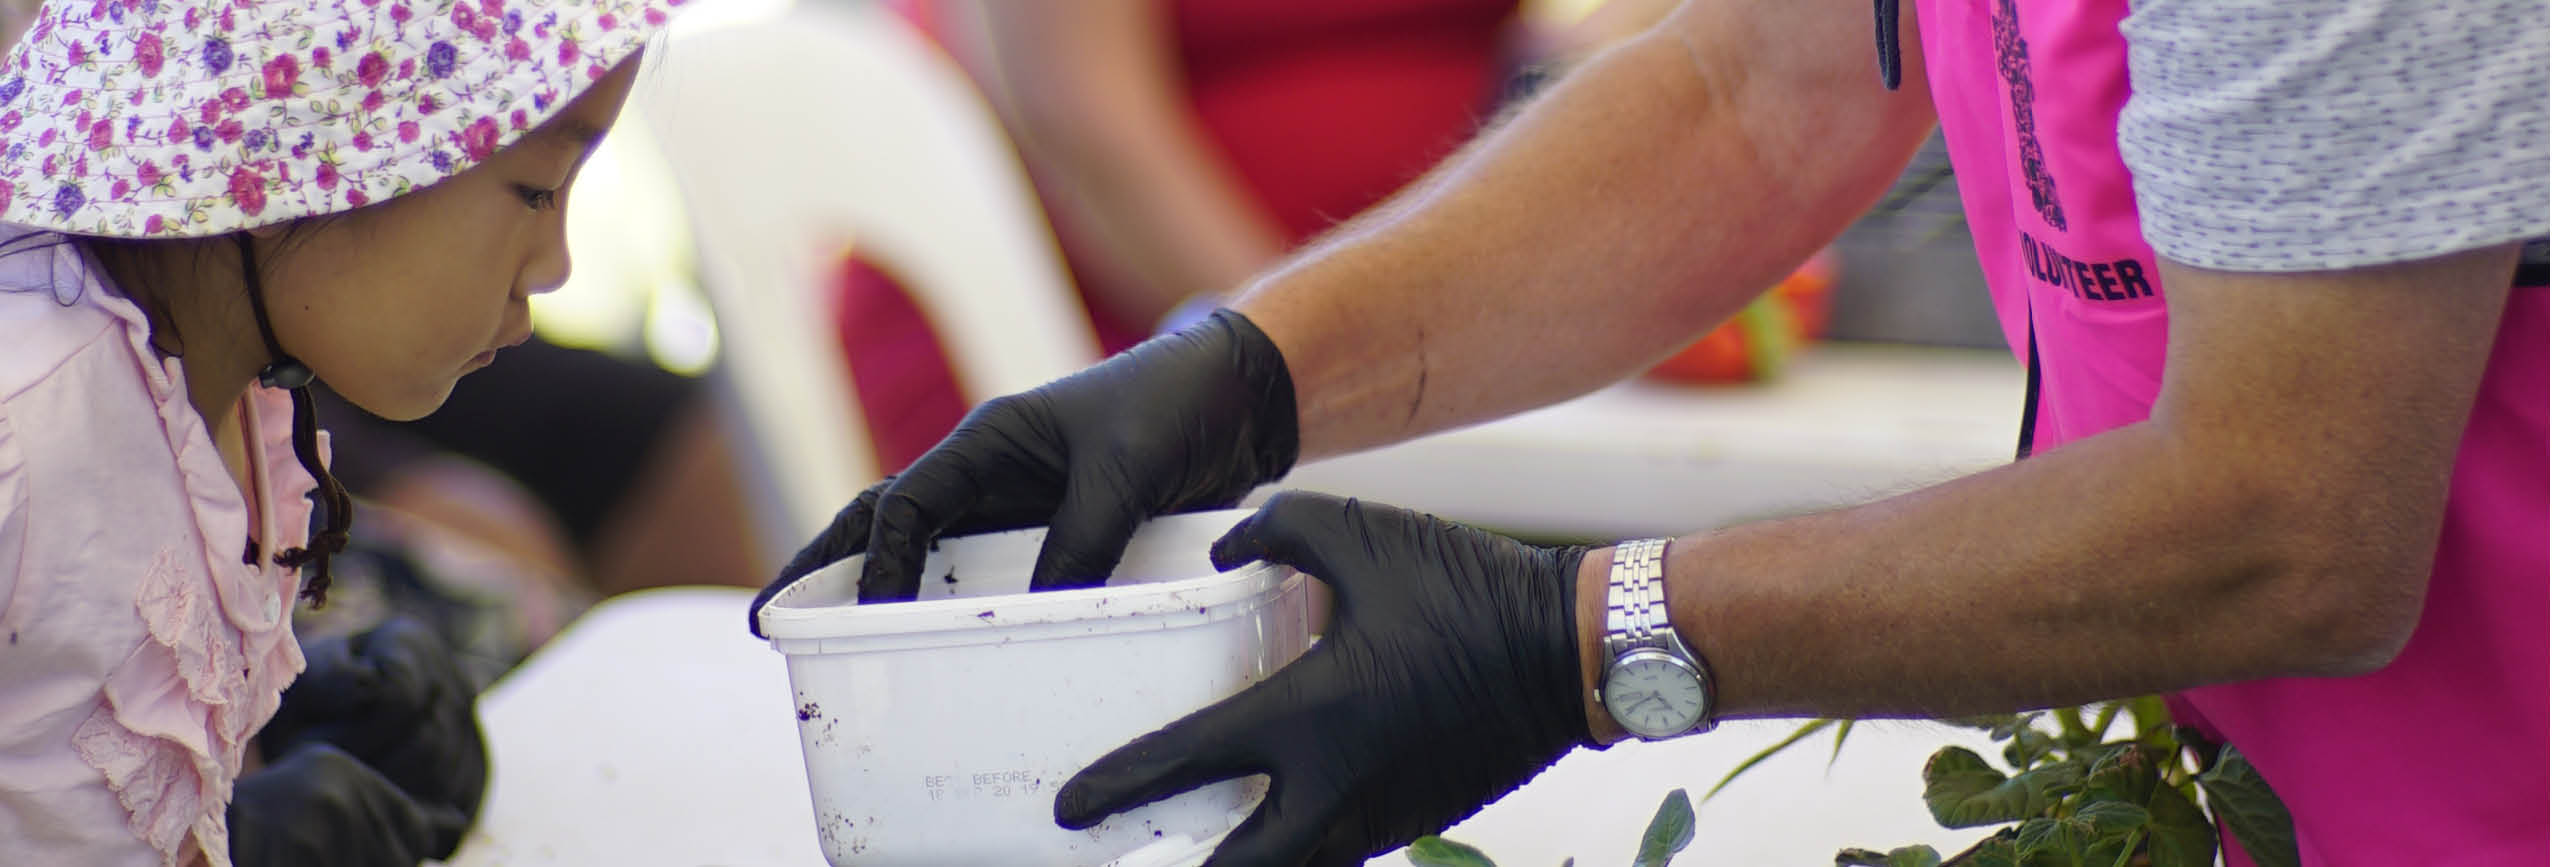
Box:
[1603,654,1707,739]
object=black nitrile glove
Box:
[748,308,1299,636]
[227,741,470,867]
[1054,492,1597,866]
[254,617,487,832]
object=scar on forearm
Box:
[1403,323,1429,429]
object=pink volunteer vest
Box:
[1914,0,2551,862]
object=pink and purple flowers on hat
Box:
[0,0,681,238]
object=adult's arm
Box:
[1233,0,1939,458]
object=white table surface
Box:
[441,587,2013,867]
[436,588,824,867]
[1276,342,2026,539]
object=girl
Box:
[0,0,677,864]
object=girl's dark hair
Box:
[80,228,353,606]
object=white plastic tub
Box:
[754,509,1311,865]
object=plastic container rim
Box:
[754,511,1293,642]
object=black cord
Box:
[235,234,313,390]
[231,233,349,605]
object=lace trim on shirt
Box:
[68,548,243,867]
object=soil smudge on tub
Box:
[797,701,820,721]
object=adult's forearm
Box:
[1575,420,2441,742]
[1235,4,1936,459]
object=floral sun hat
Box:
[0,0,681,238]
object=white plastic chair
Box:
[629,0,1101,564]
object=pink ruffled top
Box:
[0,229,317,867]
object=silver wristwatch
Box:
[1595,538,1719,740]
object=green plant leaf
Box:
[2020,801,2147,867]
[1948,713,2029,735]
[2035,754,2092,787]
[1941,831,2021,867]
[1407,835,1498,867]
[2012,818,2071,859]
[2197,747,2299,867]
[1632,788,1696,867]
[1704,719,1834,801]
[2073,800,2149,838]
[2000,726,2059,769]
[1829,718,1857,770]
[1922,747,2011,826]
[2080,745,2156,808]
[1923,748,2074,829]
[2141,781,2216,867]
[1837,846,1941,867]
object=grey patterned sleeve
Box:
[2116,0,2549,272]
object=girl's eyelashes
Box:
[514,184,560,211]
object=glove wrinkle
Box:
[1059,493,1599,865]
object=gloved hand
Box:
[227,741,470,867]
[1054,492,1598,866]
[254,617,488,834]
[749,308,1299,635]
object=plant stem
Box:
[2109,830,2144,867]
[1703,718,1836,802]
[2127,696,2173,748]
[2055,706,2095,744]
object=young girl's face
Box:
[260,57,642,421]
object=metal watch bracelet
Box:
[1602,538,1720,734]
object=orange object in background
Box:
[1644,250,1836,384]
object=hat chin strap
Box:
[228,232,350,604]
[234,233,313,389]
